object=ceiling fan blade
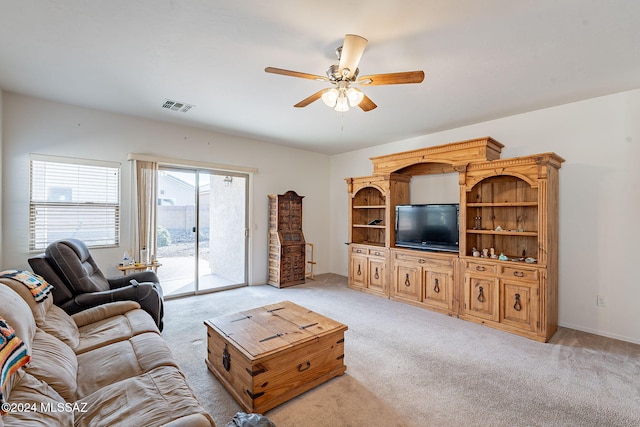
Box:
[358,94,377,112]
[338,34,368,79]
[265,67,328,81]
[358,71,425,86]
[294,90,325,108]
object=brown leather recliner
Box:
[28,238,164,330]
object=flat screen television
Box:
[395,204,459,252]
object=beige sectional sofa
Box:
[0,276,215,427]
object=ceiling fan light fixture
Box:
[321,88,339,107]
[346,87,364,106]
[334,94,350,112]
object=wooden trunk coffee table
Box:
[204,301,347,414]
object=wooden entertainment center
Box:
[345,137,564,342]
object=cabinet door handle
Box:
[297,361,311,372]
[477,286,485,303]
[513,271,524,277]
[357,264,362,276]
[404,273,411,287]
[433,278,440,293]
[513,293,522,311]
[476,266,486,272]
[374,267,380,280]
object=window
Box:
[29,154,120,250]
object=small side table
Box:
[117,262,162,276]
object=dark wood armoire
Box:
[267,191,306,288]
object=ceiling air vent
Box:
[162,99,194,113]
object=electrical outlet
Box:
[597,295,608,307]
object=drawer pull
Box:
[404,273,411,287]
[298,361,311,372]
[476,266,486,272]
[418,259,426,264]
[513,293,522,311]
[477,286,485,303]
[513,271,525,278]
[356,249,363,253]
[357,264,362,276]
[373,251,381,256]
[374,267,380,280]
[433,278,440,294]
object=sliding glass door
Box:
[156,166,248,298]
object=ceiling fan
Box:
[265,34,425,112]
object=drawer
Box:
[465,260,497,274]
[499,265,539,282]
[351,246,367,255]
[394,251,454,268]
[368,248,387,257]
[394,252,428,264]
[427,258,454,269]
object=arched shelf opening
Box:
[464,175,539,261]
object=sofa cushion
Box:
[0,277,54,328]
[25,329,78,402]
[0,285,36,355]
[0,271,53,304]
[1,372,72,427]
[39,305,80,350]
[74,306,159,354]
[75,365,215,427]
[75,332,177,398]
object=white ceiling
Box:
[1,1,639,155]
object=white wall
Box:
[330,88,640,344]
[1,93,331,284]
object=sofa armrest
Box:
[71,300,141,327]
[108,270,159,289]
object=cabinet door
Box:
[349,254,368,289]
[423,270,452,311]
[393,262,422,301]
[368,258,386,295]
[501,280,538,332]
[464,274,499,321]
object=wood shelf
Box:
[353,224,386,229]
[467,202,538,207]
[353,241,385,247]
[466,229,538,237]
[353,205,386,209]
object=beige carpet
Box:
[161,274,640,427]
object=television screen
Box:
[395,204,459,252]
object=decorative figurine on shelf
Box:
[499,253,509,261]
[474,216,482,230]
[495,225,503,231]
[482,248,489,258]
[490,248,497,259]
[472,247,480,257]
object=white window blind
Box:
[29,155,121,250]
